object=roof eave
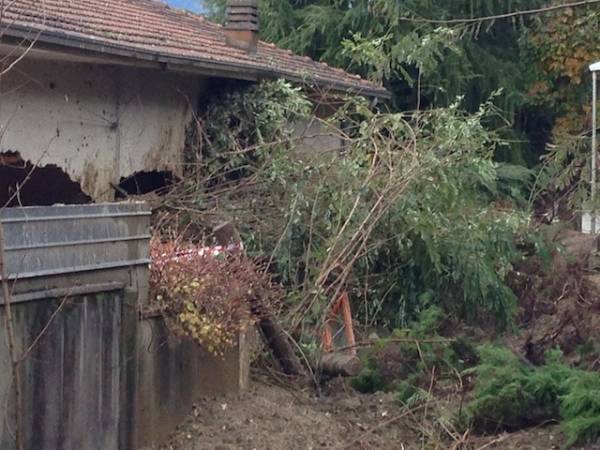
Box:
[2,24,391,99]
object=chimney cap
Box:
[226,0,258,30]
[225,0,259,52]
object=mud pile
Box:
[513,229,600,366]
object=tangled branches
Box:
[153,80,531,344]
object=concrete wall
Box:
[291,117,344,158]
[0,57,203,200]
[134,318,252,448]
[0,53,344,203]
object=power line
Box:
[399,0,600,25]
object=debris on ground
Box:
[155,376,416,450]
[151,374,576,450]
[511,229,600,366]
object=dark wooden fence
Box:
[0,203,249,450]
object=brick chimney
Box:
[225,0,259,54]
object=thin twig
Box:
[398,1,600,25]
[421,366,437,449]
[475,433,512,450]
[19,293,71,363]
[335,337,454,354]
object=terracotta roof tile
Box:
[1,0,389,97]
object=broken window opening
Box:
[0,151,92,207]
[115,170,176,199]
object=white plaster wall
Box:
[291,117,344,158]
[118,67,201,180]
[0,57,201,201]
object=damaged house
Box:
[0,0,387,205]
[0,1,387,449]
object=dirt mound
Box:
[512,229,600,365]
[374,342,413,385]
[154,377,416,450]
[151,375,570,450]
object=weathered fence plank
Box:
[0,203,252,450]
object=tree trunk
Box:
[258,315,305,376]
[320,353,362,377]
[213,221,305,376]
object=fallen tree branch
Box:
[257,315,305,376]
[320,352,362,377]
[335,337,455,354]
[213,221,306,377]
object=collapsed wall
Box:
[0,57,201,203]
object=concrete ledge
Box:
[134,317,252,449]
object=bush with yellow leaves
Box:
[149,237,278,356]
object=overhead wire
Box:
[398,0,600,25]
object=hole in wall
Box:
[115,170,175,199]
[0,151,92,207]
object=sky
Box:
[164,0,205,13]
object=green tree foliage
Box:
[280,98,530,327]
[524,3,600,210]
[207,0,600,189]
[207,0,544,114]
[464,345,600,447]
[189,81,532,328]
[198,79,311,183]
[526,3,600,135]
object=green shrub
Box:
[464,346,566,433]
[561,370,600,447]
[351,307,463,397]
[464,345,600,447]
[350,366,386,393]
[395,375,432,408]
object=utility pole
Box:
[589,62,600,234]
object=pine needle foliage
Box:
[463,345,566,432]
[561,370,600,447]
[464,345,600,447]
[206,0,545,115]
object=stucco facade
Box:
[292,117,344,158]
[0,55,203,201]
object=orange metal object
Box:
[322,291,357,356]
